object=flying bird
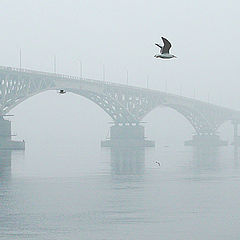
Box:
[154,37,177,59]
[155,161,161,167]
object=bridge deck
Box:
[0,65,238,115]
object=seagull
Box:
[58,89,66,94]
[155,161,161,166]
[154,37,177,59]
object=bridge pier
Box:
[231,120,240,163]
[184,133,228,147]
[101,124,155,148]
[0,117,25,150]
[231,120,240,146]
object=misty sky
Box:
[1,3,240,238]
[0,0,239,146]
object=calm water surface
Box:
[0,145,240,240]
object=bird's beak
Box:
[174,55,177,58]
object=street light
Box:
[19,48,22,70]
[54,55,57,73]
[78,60,82,78]
[102,64,105,81]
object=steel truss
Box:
[0,66,238,135]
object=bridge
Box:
[0,65,240,149]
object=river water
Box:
[0,145,240,240]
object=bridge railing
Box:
[0,65,103,84]
[0,65,129,88]
[0,66,219,104]
[0,65,239,114]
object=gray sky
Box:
[0,0,239,147]
[1,0,240,106]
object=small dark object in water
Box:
[155,161,161,166]
[58,90,66,94]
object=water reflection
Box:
[111,147,145,175]
[0,150,11,179]
[233,145,240,168]
[1,146,240,240]
[191,146,219,172]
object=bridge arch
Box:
[140,103,228,135]
[0,67,238,138]
[142,105,194,139]
[2,85,230,136]
[1,85,138,124]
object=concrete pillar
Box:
[0,117,25,150]
[232,121,239,146]
[232,120,240,165]
[101,124,154,148]
[0,117,11,142]
[185,133,228,147]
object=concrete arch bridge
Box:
[0,66,239,149]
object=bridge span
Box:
[0,65,240,149]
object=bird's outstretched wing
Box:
[161,37,172,54]
[155,43,162,53]
[155,43,162,49]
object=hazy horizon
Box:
[1,0,240,109]
[1,1,240,239]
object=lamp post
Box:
[19,48,22,70]
[102,64,105,81]
[78,60,82,78]
[54,55,57,73]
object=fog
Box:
[1,0,240,103]
[0,0,239,149]
[1,1,240,239]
